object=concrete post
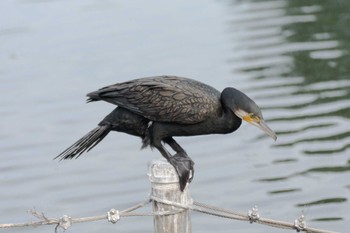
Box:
[148,159,192,233]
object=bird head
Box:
[222,87,277,141]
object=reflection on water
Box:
[228,0,349,229]
[0,0,349,232]
[296,197,347,207]
[268,188,301,195]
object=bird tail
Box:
[55,125,111,160]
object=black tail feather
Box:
[55,125,111,160]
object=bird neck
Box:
[215,107,242,134]
[218,88,243,134]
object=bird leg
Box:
[169,153,194,190]
[153,139,194,191]
[163,137,194,182]
[163,137,187,156]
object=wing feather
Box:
[87,76,222,124]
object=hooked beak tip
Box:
[257,120,277,142]
[271,134,277,141]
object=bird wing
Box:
[87,76,222,124]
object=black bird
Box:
[56,76,276,191]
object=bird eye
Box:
[249,113,260,122]
[248,113,256,119]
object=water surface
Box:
[0,0,349,232]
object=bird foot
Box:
[168,154,195,191]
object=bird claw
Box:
[168,154,195,191]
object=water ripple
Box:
[296,197,347,207]
[228,1,350,228]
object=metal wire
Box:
[0,196,339,233]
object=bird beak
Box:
[243,115,277,141]
[255,119,277,141]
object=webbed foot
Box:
[168,154,195,191]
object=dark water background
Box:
[0,0,349,232]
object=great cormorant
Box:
[56,76,276,191]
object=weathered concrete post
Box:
[148,159,192,233]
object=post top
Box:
[148,158,179,184]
